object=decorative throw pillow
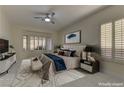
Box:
[58,50,64,56]
[70,50,76,57]
[64,51,71,57]
[63,51,67,56]
[31,57,43,71]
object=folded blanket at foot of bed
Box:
[45,53,67,71]
[39,61,51,80]
[31,56,52,81]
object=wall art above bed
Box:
[65,30,81,44]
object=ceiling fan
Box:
[34,12,55,24]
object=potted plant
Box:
[54,45,61,53]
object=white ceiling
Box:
[3,5,107,32]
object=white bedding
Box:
[31,53,80,74]
[54,54,80,70]
[39,53,80,76]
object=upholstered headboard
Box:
[63,44,86,51]
[63,44,86,57]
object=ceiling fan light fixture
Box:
[45,17,51,22]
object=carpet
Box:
[12,69,85,87]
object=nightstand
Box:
[80,59,99,73]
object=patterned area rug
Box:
[0,74,15,87]
[11,59,85,87]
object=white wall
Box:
[58,6,124,80]
[0,6,11,43]
[10,26,58,61]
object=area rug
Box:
[0,74,15,87]
[11,59,86,87]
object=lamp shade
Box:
[84,45,94,52]
[9,45,14,49]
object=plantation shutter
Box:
[23,35,28,50]
[101,22,112,58]
[115,19,124,60]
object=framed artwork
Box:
[65,30,81,44]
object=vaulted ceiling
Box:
[3,5,107,32]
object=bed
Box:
[14,45,86,86]
[43,44,86,73]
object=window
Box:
[29,36,51,50]
[23,35,28,50]
[42,38,46,50]
[115,19,124,60]
[30,36,35,50]
[38,37,46,50]
[46,38,53,50]
[23,35,52,51]
[101,22,112,58]
[34,36,38,50]
[38,37,43,50]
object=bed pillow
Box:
[75,51,81,57]
[64,51,71,57]
[70,50,76,57]
[31,57,43,71]
[60,48,69,51]
[60,48,76,57]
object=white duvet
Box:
[54,54,80,70]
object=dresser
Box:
[0,53,16,74]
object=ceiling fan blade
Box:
[34,16,42,19]
[42,18,45,21]
[51,12,55,17]
[51,21,55,24]
[47,12,55,18]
